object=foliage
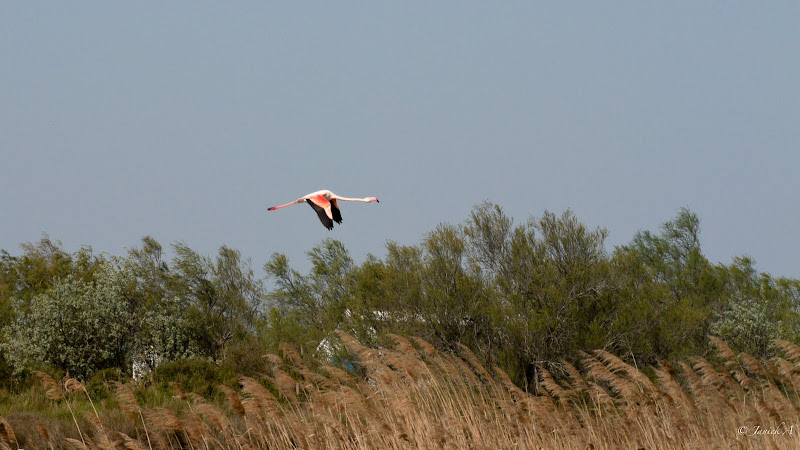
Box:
[2,263,132,379]
[171,243,265,362]
[263,204,800,388]
[220,335,271,376]
[711,297,778,357]
[262,239,355,355]
[1,204,799,394]
[86,367,124,400]
[133,295,199,372]
[0,236,106,388]
[151,358,235,398]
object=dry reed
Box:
[12,336,800,449]
[0,416,18,450]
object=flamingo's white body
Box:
[268,189,379,230]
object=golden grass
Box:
[3,335,800,448]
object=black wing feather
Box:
[331,199,343,224]
[306,199,334,230]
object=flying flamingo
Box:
[268,189,379,230]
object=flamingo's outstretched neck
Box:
[332,195,379,203]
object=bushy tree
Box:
[618,208,725,359]
[134,295,200,372]
[710,256,800,357]
[415,223,490,350]
[344,243,427,347]
[0,237,106,387]
[3,263,132,378]
[263,239,356,355]
[462,203,614,383]
[171,243,265,361]
[0,236,104,312]
[124,236,172,307]
[711,298,778,357]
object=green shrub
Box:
[2,264,132,379]
[152,359,235,398]
[222,341,269,376]
[10,364,63,396]
[86,367,123,400]
[710,298,779,357]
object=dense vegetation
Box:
[4,334,800,449]
[1,204,799,447]
[2,204,797,386]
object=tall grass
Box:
[3,334,800,449]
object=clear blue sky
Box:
[1,3,798,277]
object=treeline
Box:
[1,203,798,390]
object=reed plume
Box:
[32,371,64,401]
[774,339,800,363]
[15,334,800,449]
[0,417,17,450]
[82,412,115,450]
[219,385,246,417]
[168,381,186,400]
[118,432,146,450]
[239,376,280,415]
[113,382,152,449]
[36,418,53,450]
[33,371,86,447]
[538,367,570,407]
[708,335,736,360]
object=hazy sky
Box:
[1,3,798,278]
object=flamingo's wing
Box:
[330,199,343,224]
[306,199,334,230]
